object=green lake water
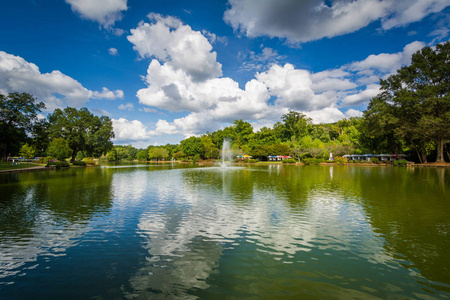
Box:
[0,164,449,299]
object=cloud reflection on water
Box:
[126,166,394,298]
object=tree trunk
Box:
[415,147,423,164]
[445,143,450,162]
[436,138,445,163]
[71,149,77,163]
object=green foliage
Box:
[48,107,114,162]
[393,159,409,167]
[76,151,85,161]
[370,157,380,164]
[333,156,347,165]
[302,158,324,165]
[0,92,45,160]
[248,159,259,163]
[280,111,312,140]
[19,143,36,159]
[181,136,203,159]
[46,161,70,168]
[47,138,72,161]
[136,149,148,161]
[148,147,169,161]
[82,157,96,165]
[107,149,118,161]
[282,158,297,164]
[365,41,450,163]
[72,160,86,166]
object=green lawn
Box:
[0,161,45,171]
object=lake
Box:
[0,164,449,299]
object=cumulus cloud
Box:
[90,87,123,100]
[128,13,222,82]
[349,41,425,75]
[65,0,127,30]
[342,84,381,106]
[345,109,364,118]
[128,13,430,137]
[0,51,123,111]
[224,0,449,43]
[157,40,427,133]
[112,117,182,146]
[304,107,346,124]
[112,118,153,142]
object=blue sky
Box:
[1,0,449,147]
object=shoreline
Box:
[1,161,449,174]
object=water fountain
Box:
[220,139,232,168]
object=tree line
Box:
[0,93,114,162]
[1,41,448,164]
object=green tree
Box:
[0,92,45,160]
[136,149,148,161]
[31,119,51,156]
[361,96,404,154]
[367,41,450,162]
[180,136,203,159]
[19,143,36,159]
[47,138,72,161]
[281,111,312,140]
[201,135,217,159]
[107,149,118,161]
[148,147,169,161]
[233,119,253,147]
[48,107,114,162]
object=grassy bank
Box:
[0,161,45,171]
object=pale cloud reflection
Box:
[128,167,391,298]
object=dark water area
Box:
[0,164,449,299]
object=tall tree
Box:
[48,107,114,162]
[180,136,203,159]
[281,111,312,141]
[0,92,45,160]
[47,138,72,161]
[369,41,450,162]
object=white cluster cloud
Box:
[65,0,127,30]
[127,13,222,82]
[0,51,124,111]
[90,87,124,100]
[224,0,449,43]
[115,13,431,146]
[112,118,153,142]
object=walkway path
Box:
[0,165,49,174]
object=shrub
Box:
[248,159,259,163]
[333,156,347,165]
[370,157,380,164]
[83,157,96,165]
[393,159,408,167]
[46,161,70,168]
[353,159,361,163]
[303,158,324,165]
[282,158,297,164]
[72,160,86,166]
[300,153,313,160]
